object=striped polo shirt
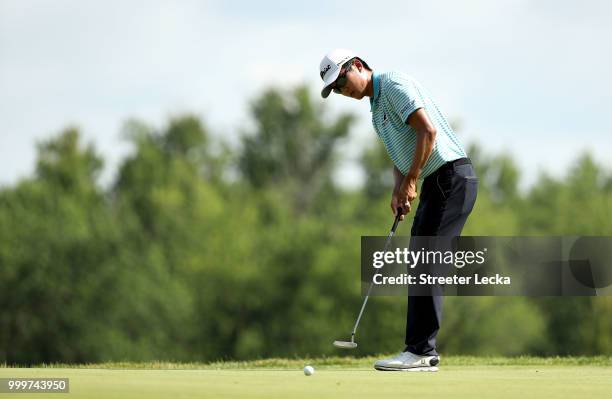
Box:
[370,71,466,179]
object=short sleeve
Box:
[384,74,425,123]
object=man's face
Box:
[333,61,368,100]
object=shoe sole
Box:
[374,365,439,372]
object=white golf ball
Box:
[303,365,315,376]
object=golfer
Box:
[319,49,478,371]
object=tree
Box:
[239,86,355,213]
[361,140,394,200]
[0,129,121,364]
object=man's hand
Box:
[391,175,418,220]
[390,190,405,220]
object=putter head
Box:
[333,340,358,349]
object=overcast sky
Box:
[1,0,611,189]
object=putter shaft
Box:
[345,210,403,343]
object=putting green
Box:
[1,363,611,399]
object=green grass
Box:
[1,357,611,399]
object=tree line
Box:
[1,85,611,365]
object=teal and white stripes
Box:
[370,71,466,179]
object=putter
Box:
[333,208,403,349]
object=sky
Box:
[1,0,611,190]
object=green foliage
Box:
[361,141,394,200]
[0,130,121,364]
[439,297,546,355]
[239,86,354,213]
[1,86,612,365]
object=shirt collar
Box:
[369,71,381,112]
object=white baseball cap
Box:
[319,48,357,98]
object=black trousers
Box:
[404,158,478,356]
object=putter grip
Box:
[392,207,402,232]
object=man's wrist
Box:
[405,171,419,184]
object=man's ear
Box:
[354,59,364,71]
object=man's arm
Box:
[393,165,404,192]
[392,108,437,217]
[406,108,437,179]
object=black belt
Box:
[432,157,471,175]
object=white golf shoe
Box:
[374,351,440,371]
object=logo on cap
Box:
[320,64,331,79]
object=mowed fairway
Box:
[1,358,611,399]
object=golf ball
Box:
[303,365,315,376]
